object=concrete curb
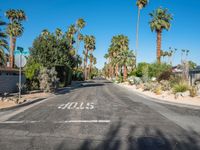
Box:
[0,98,46,112]
[115,83,200,110]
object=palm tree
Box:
[66,24,77,48]
[135,0,148,64]
[83,35,95,80]
[0,19,8,66]
[116,50,135,81]
[41,29,50,38]
[5,9,26,68]
[149,8,173,64]
[55,28,63,39]
[76,18,86,54]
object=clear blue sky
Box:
[1,0,200,69]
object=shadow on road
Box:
[56,119,200,150]
[54,82,105,95]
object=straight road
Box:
[0,79,200,150]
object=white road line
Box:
[1,120,111,124]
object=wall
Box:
[0,75,26,94]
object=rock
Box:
[175,92,182,99]
[181,91,190,97]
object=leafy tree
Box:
[5,9,26,68]
[149,8,173,64]
[188,61,197,70]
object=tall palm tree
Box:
[5,9,26,68]
[66,24,77,48]
[83,35,95,80]
[135,0,148,64]
[76,18,86,54]
[149,8,173,64]
[116,50,135,81]
[0,19,8,66]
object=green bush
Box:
[173,82,189,93]
[148,62,171,78]
[134,62,149,77]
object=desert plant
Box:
[173,82,189,93]
[39,67,59,92]
[189,86,198,97]
[158,70,172,82]
[160,80,171,91]
[154,85,162,95]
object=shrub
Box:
[158,70,172,82]
[173,82,189,93]
[189,86,198,97]
[39,67,59,92]
[160,80,171,91]
[169,75,184,87]
[154,85,162,95]
[148,62,171,78]
[134,62,149,78]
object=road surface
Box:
[0,79,200,150]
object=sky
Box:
[0,0,200,69]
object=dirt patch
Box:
[0,92,52,109]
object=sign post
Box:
[15,47,27,101]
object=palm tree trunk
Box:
[9,36,16,68]
[157,30,162,64]
[123,64,127,81]
[84,50,88,80]
[115,64,118,79]
[135,8,141,65]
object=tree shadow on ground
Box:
[56,119,200,150]
[54,82,105,95]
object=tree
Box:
[5,9,26,68]
[55,28,63,39]
[116,50,135,81]
[75,18,86,54]
[149,8,173,64]
[135,0,148,64]
[83,35,95,80]
[188,61,197,70]
[0,19,8,66]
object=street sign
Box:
[15,54,27,68]
[17,46,24,52]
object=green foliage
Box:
[117,75,123,83]
[29,32,76,68]
[188,61,197,70]
[38,67,59,92]
[173,82,189,93]
[134,62,149,77]
[24,57,41,80]
[149,8,173,32]
[148,62,171,78]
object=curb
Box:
[0,98,45,112]
[115,83,200,110]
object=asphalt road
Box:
[0,79,200,150]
